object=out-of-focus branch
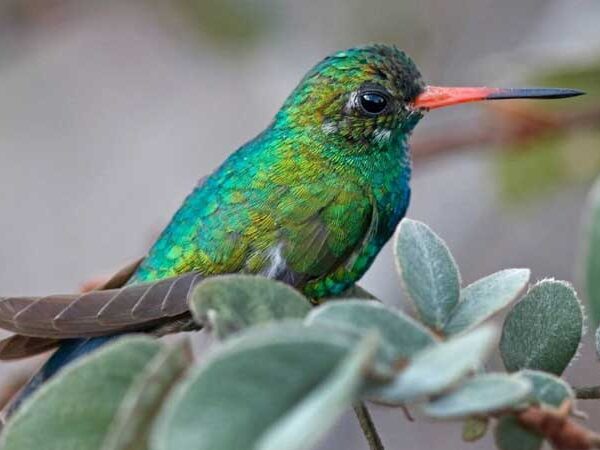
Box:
[354,402,385,450]
[412,105,600,164]
[575,385,600,400]
[514,400,600,450]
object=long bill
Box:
[413,85,585,110]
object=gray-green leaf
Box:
[444,269,530,335]
[305,300,437,364]
[368,325,496,404]
[495,416,543,450]
[422,373,531,418]
[515,370,574,407]
[102,340,193,450]
[584,178,600,328]
[256,333,379,450]
[1,336,162,450]
[596,325,600,359]
[395,219,461,331]
[151,323,363,450]
[499,280,583,375]
[190,274,311,339]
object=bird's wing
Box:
[0,269,202,340]
[278,183,376,282]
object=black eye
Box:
[359,92,388,115]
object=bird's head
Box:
[275,44,583,153]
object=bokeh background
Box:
[0,0,599,448]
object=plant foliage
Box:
[2,212,598,450]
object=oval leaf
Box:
[151,323,362,450]
[306,300,437,364]
[596,325,600,359]
[102,340,193,450]
[584,178,600,328]
[495,416,543,450]
[190,275,311,339]
[1,336,162,450]
[515,370,574,407]
[499,280,583,375]
[422,373,531,418]
[368,325,496,404]
[395,219,461,331]
[256,333,379,450]
[444,269,530,335]
[463,417,489,442]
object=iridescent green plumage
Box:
[133,44,424,299]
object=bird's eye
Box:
[359,92,388,115]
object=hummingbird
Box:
[0,44,583,414]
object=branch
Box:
[575,386,600,400]
[515,400,600,450]
[354,402,385,450]
[412,105,600,164]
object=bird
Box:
[0,44,583,415]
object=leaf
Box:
[256,333,379,450]
[515,370,574,407]
[584,178,600,329]
[596,325,600,359]
[395,219,461,331]
[444,269,530,335]
[305,300,437,364]
[495,416,543,450]
[499,280,583,375]
[422,373,531,419]
[368,325,496,404]
[1,336,162,450]
[101,340,194,450]
[462,417,489,442]
[150,322,365,450]
[190,274,311,339]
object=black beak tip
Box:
[488,87,586,100]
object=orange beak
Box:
[413,85,584,110]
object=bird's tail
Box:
[0,271,203,422]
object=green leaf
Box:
[596,326,600,359]
[190,274,311,339]
[499,280,583,375]
[1,336,162,450]
[151,322,364,450]
[395,219,461,331]
[585,178,600,329]
[101,340,193,450]
[305,300,437,364]
[444,269,530,335]
[368,325,496,404]
[422,373,531,419]
[515,370,574,407]
[494,416,543,450]
[462,417,489,442]
[256,333,379,450]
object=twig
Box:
[516,400,600,450]
[575,385,600,400]
[354,402,385,450]
[412,105,600,164]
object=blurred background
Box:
[0,0,598,448]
